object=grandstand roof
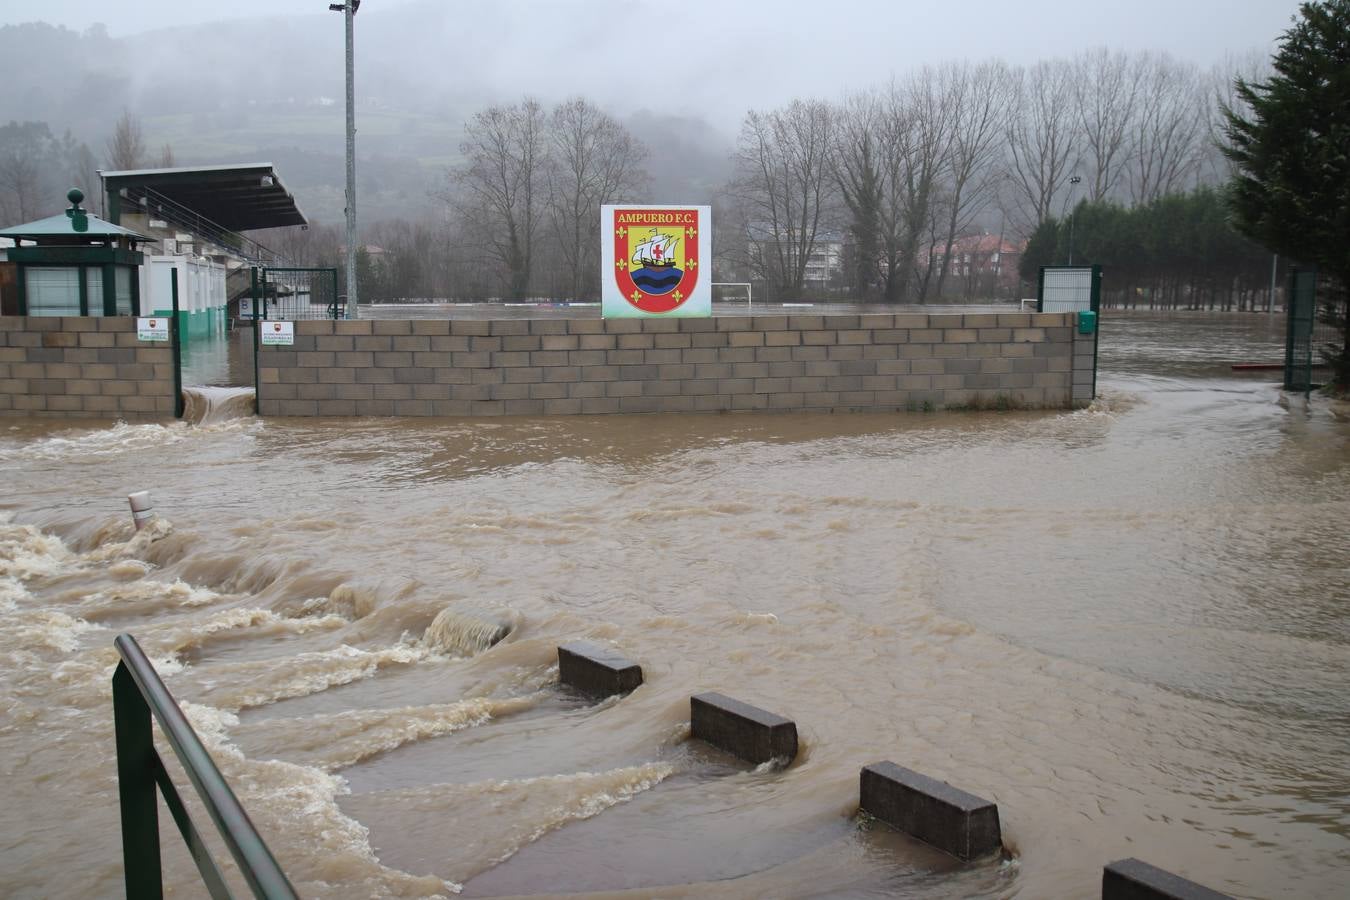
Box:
[101,163,307,232]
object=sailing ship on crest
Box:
[631,231,680,269]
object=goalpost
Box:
[712,282,753,310]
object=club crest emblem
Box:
[602,205,712,318]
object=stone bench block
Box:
[690,692,797,765]
[557,641,643,698]
[1102,859,1233,900]
[859,761,1001,861]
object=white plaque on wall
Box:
[260,321,294,346]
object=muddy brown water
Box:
[1,310,1347,898]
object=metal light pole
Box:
[330,1,359,318]
[1066,174,1082,266]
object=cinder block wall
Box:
[258,312,1095,417]
[0,317,177,419]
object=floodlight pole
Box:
[337,1,358,319]
[1066,174,1082,266]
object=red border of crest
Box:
[612,208,700,313]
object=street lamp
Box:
[329,1,359,318]
[1066,174,1082,266]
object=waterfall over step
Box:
[181,386,256,426]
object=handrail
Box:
[131,186,294,269]
[112,633,299,899]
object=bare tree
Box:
[886,70,952,303]
[833,91,885,300]
[871,95,913,302]
[105,110,145,171]
[0,124,108,224]
[835,75,955,304]
[1204,50,1272,184]
[71,142,101,215]
[546,98,648,300]
[932,60,1008,299]
[1004,60,1078,233]
[0,123,48,222]
[258,222,342,268]
[731,99,837,300]
[157,143,176,168]
[454,99,549,298]
[1073,48,1141,203]
[1129,53,1206,204]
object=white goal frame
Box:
[712,282,753,310]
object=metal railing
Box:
[112,633,298,899]
[132,187,293,269]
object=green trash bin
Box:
[1078,310,1097,335]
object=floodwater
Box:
[2,310,1347,899]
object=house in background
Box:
[927,233,1023,300]
[745,223,849,297]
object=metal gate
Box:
[249,267,342,321]
[246,267,341,415]
[1284,267,1318,394]
[1038,265,1102,401]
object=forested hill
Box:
[0,10,735,224]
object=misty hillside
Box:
[0,4,738,224]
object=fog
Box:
[0,1,1300,225]
[10,1,1297,128]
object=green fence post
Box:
[1284,267,1297,390]
[113,662,164,900]
[1091,264,1102,400]
[171,269,184,418]
[1284,266,1317,394]
[251,267,261,415]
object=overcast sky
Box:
[10,0,1299,60]
[3,0,1303,132]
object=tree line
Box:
[720,49,1264,303]
[0,110,173,223]
[1020,188,1276,310]
[323,47,1263,305]
[1,47,1269,310]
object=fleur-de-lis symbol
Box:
[630,290,643,302]
[687,227,697,237]
[687,258,698,269]
[616,259,628,270]
[672,290,684,303]
[616,226,627,238]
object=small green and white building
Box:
[0,189,152,317]
[1,166,307,335]
[144,255,228,338]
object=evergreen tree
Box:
[1222,0,1350,388]
[1018,218,1060,283]
[1019,190,1272,309]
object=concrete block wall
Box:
[0,317,177,419]
[257,312,1095,417]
